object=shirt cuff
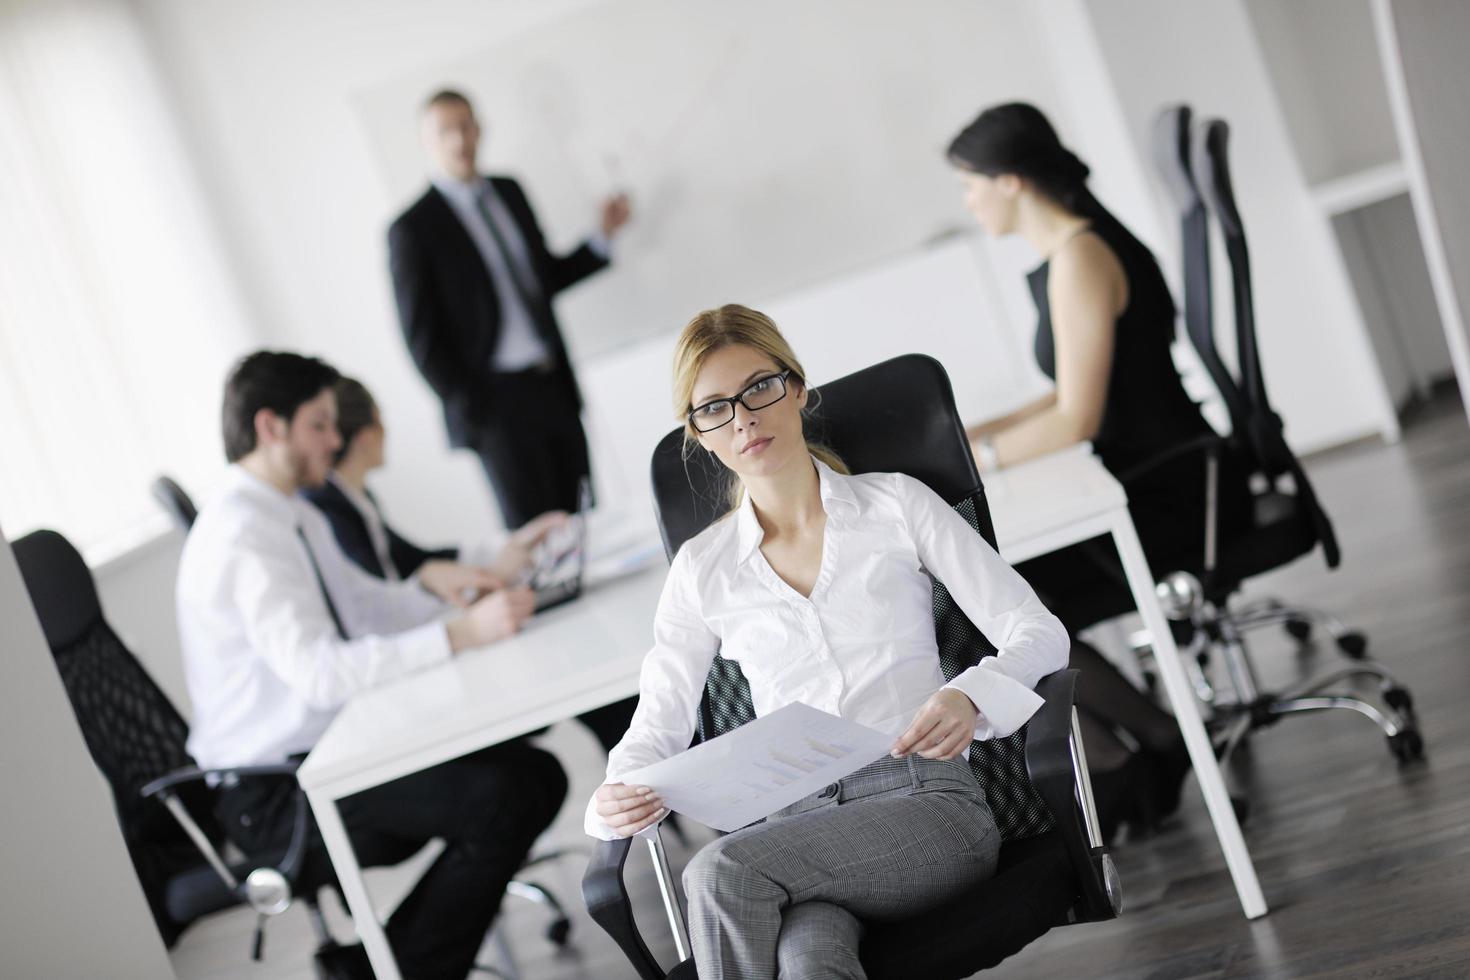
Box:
[400,620,454,673]
[587,232,612,260]
[944,665,1045,740]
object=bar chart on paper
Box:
[619,703,893,831]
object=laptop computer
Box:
[530,478,591,613]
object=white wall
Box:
[1376,0,1470,426]
[1083,0,1400,453]
[1243,0,1400,186]
[132,0,1077,546]
[0,531,175,979]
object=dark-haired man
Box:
[388,88,630,530]
[177,350,567,980]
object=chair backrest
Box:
[12,530,199,834]
[1149,104,1251,443]
[1190,118,1341,567]
[151,475,199,532]
[649,354,1054,842]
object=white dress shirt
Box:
[584,459,1069,839]
[178,466,452,769]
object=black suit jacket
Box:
[387,175,608,447]
[302,480,456,580]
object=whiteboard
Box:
[352,0,1064,357]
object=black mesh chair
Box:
[1144,106,1422,764]
[11,528,339,961]
[150,475,199,532]
[13,527,577,972]
[582,354,1121,980]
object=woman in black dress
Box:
[947,103,1252,839]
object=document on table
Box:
[618,703,894,832]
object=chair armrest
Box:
[140,762,314,897]
[1114,433,1223,486]
[582,836,670,980]
[140,763,301,799]
[1024,669,1122,923]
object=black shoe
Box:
[313,941,374,980]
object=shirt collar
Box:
[229,464,301,526]
[430,171,488,207]
[732,456,860,564]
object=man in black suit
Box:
[388,88,630,530]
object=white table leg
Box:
[306,788,403,979]
[1109,515,1269,919]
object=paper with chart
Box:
[618,703,894,832]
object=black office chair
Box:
[12,529,574,977]
[1142,106,1422,764]
[151,475,199,532]
[11,528,341,963]
[582,354,1121,980]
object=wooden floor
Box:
[170,395,1470,980]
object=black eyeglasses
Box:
[688,371,793,433]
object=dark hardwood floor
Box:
[170,394,1470,980]
[992,393,1470,980]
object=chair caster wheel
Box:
[1284,617,1313,642]
[1384,686,1415,719]
[546,917,571,947]
[1388,728,1424,764]
[1336,631,1368,659]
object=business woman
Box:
[587,305,1069,979]
[304,375,637,752]
[947,102,1254,836]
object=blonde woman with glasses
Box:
[585,304,1068,979]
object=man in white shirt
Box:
[178,351,567,980]
[388,88,631,531]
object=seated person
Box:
[302,374,562,584]
[303,374,638,754]
[947,102,1256,838]
[587,306,1069,979]
[178,351,566,980]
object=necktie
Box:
[475,191,554,343]
[297,528,347,640]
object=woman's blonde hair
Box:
[672,304,848,510]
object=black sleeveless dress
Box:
[1015,221,1250,629]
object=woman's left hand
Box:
[891,689,981,760]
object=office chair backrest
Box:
[649,354,1054,842]
[12,529,201,835]
[1150,104,1251,443]
[1191,119,1342,568]
[151,476,199,532]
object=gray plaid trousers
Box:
[681,755,1000,979]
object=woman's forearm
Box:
[965,392,1056,441]
[990,405,1094,467]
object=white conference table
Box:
[299,445,1266,979]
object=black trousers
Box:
[217,742,567,980]
[471,371,591,530]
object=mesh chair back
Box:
[650,354,1055,841]
[1150,105,1251,443]
[12,530,200,834]
[1191,120,1342,567]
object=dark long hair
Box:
[947,102,1152,266]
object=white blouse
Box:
[585,459,1069,839]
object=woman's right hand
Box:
[595,782,667,837]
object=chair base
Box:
[1144,591,1427,777]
